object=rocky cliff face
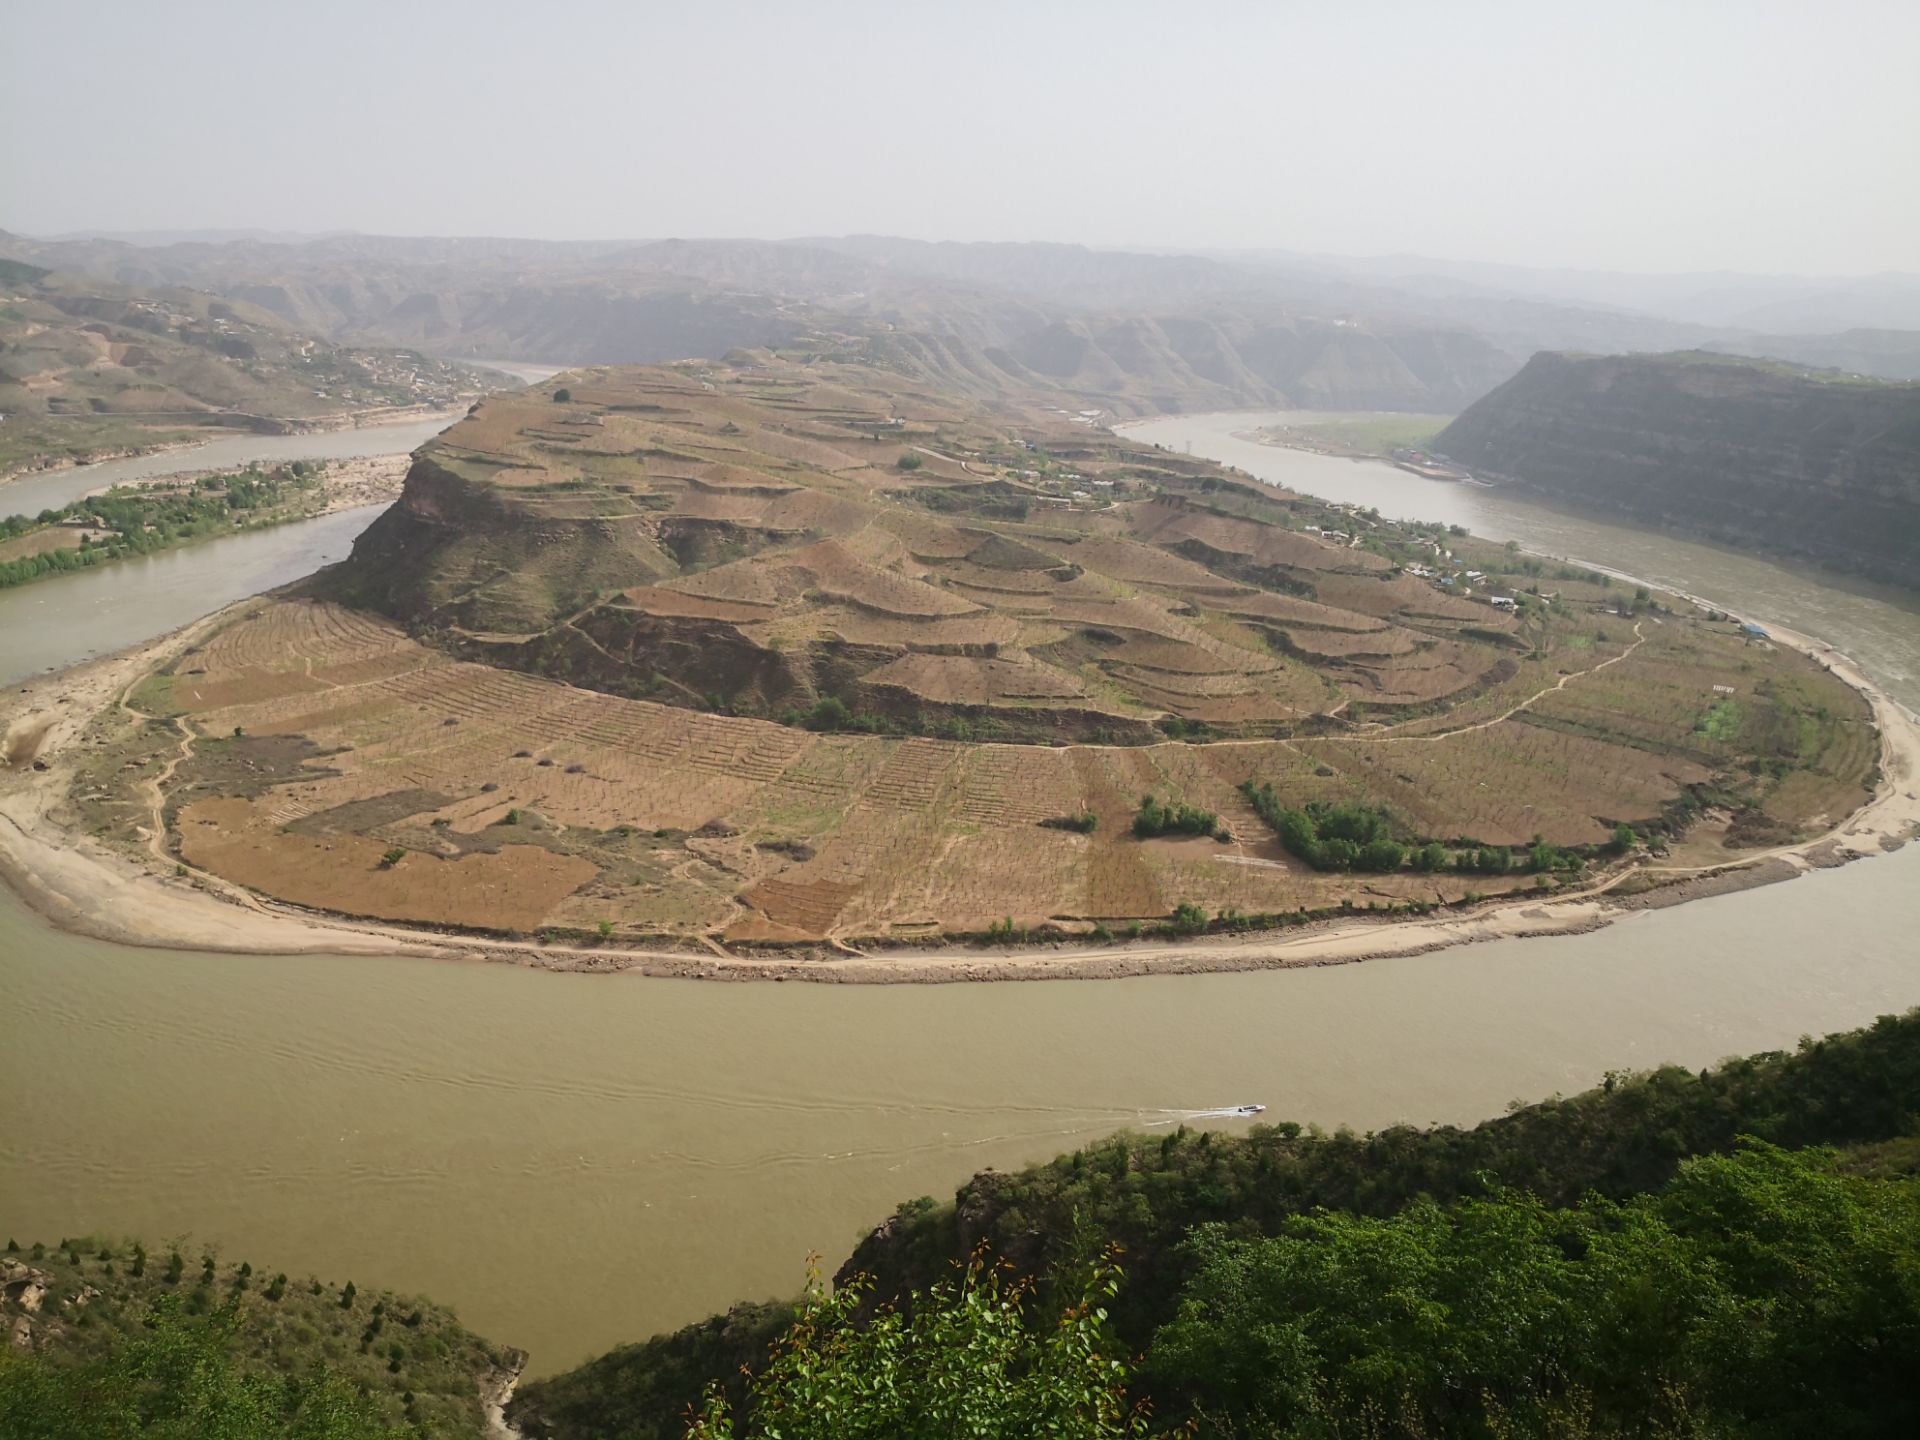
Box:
[1437,352,1920,587]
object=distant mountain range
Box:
[1217,249,1920,334]
[9,231,1915,420]
[0,254,504,474]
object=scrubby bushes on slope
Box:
[509,1010,1920,1440]
[684,1258,1156,1440]
[1150,1142,1920,1436]
[0,1297,409,1439]
[0,1239,509,1439]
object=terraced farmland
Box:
[92,358,1877,947]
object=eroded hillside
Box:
[1437,351,1920,586]
[0,232,1521,413]
[72,359,1876,947]
[0,258,504,475]
[324,360,1525,734]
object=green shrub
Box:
[685,1256,1154,1439]
[1148,1142,1920,1437]
[1132,794,1216,840]
[0,1296,401,1439]
[1240,785,1406,872]
[802,696,851,732]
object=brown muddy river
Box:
[0,417,465,523]
[3,414,1918,1375]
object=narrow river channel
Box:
[0,416,465,523]
[3,410,1917,1376]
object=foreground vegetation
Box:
[0,1300,413,1440]
[0,1239,513,1438]
[11,1014,1916,1436]
[510,1009,1920,1439]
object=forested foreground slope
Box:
[1437,351,1920,587]
[7,1014,1916,1437]
[510,1008,1920,1439]
[0,1243,520,1439]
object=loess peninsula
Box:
[14,356,1889,955]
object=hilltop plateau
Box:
[15,357,1885,953]
[1437,351,1920,587]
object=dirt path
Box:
[1061,621,1648,758]
[1355,621,1647,743]
[1,597,1914,983]
[911,444,986,477]
[117,694,277,914]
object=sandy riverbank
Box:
[0,406,466,489]
[72,452,410,515]
[2,577,1916,983]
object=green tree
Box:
[1317,836,1359,870]
[804,696,852,731]
[1170,901,1209,935]
[1147,1141,1920,1438]
[553,387,572,403]
[1133,795,1217,840]
[685,1255,1166,1439]
[0,1296,405,1439]
[1358,837,1407,872]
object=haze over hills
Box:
[1703,328,1920,382]
[11,229,1917,423]
[1229,249,1920,333]
[0,253,504,474]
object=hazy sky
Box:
[5,0,1916,275]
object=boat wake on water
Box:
[1144,1104,1267,1126]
